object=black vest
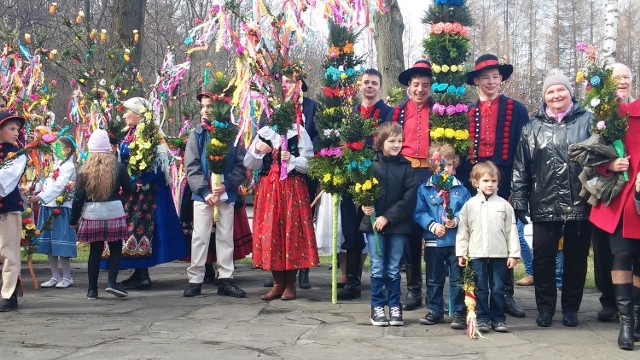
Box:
[0,143,25,213]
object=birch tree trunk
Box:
[601,0,619,66]
[374,0,404,98]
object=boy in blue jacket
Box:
[414,143,471,328]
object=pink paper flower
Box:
[443,23,453,34]
[459,27,470,37]
[445,105,456,115]
[433,103,446,115]
[596,121,606,130]
[452,23,462,34]
[432,22,444,34]
[576,41,587,52]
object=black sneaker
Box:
[217,279,246,298]
[105,283,128,298]
[418,311,444,325]
[450,313,467,330]
[183,283,202,297]
[0,293,18,312]
[86,289,98,300]
[477,321,491,333]
[389,306,404,326]
[370,306,389,326]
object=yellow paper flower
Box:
[362,180,372,191]
[576,70,585,83]
[450,65,458,72]
[372,178,379,185]
[444,128,456,138]
[323,173,332,183]
[432,64,441,74]
[355,183,362,192]
[333,176,345,186]
[441,64,450,73]
[139,161,147,170]
[26,223,35,230]
[56,196,64,204]
[454,129,469,140]
[430,127,445,139]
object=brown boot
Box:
[261,271,285,300]
[281,270,297,300]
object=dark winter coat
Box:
[511,101,593,222]
[359,153,417,235]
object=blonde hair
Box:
[427,142,460,171]
[469,161,500,188]
[373,122,403,152]
[79,152,116,201]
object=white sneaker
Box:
[55,278,74,288]
[41,278,59,288]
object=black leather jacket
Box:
[511,102,592,222]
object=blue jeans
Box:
[366,232,406,307]
[517,219,533,276]
[470,258,507,323]
[424,246,465,316]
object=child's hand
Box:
[636,172,640,192]
[280,150,291,161]
[457,256,466,267]
[362,205,374,216]
[26,195,40,204]
[373,216,388,231]
[254,141,272,155]
[608,156,630,172]
[506,257,518,269]
[444,219,455,228]
[434,224,446,237]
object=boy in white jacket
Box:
[457,161,520,333]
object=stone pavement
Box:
[0,262,637,359]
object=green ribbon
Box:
[612,139,629,181]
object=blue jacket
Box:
[413,176,471,247]
[185,123,247,204]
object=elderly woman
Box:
[512,69,592,328]
[589,95,640,350]
[104,97,188,288]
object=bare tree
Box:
[601,0,619,66]
[373,0,404,98]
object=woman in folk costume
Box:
[244,99,319,301]
[107,97,188,288]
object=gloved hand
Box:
[515,210,529,225]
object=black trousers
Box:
[592,226,616,309]
[533,220,592,313]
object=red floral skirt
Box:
[231,204,253,260]
[252,166,318,271]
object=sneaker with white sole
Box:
[105,283,128,297]
[41,278,59,288]
[55,278,73,288]
[370,306,389,326]
[389,306,404,326]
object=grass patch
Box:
[21,242,91,263]
[26,247,596,290]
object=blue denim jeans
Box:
[424,246,465,316]
[470,258,507,323]
[517,219,533,276]
[366,232,406,307]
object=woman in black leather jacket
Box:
[511,69,593,328]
